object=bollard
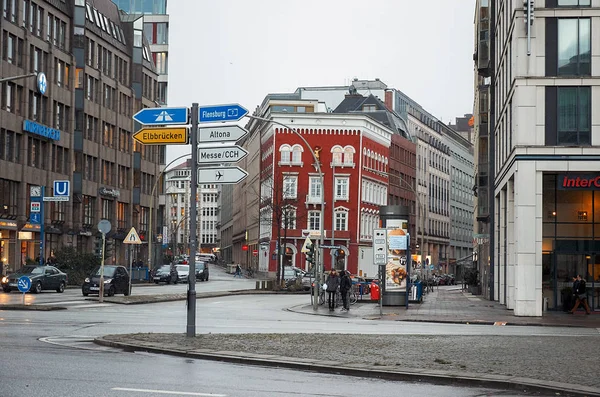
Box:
[256,281,260,290]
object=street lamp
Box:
[245,114,324,312]
[148,153,191,274]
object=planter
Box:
[470,285,481,295]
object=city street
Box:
[0,265,598,396]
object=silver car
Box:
[175,264,189,282]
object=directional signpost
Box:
[133,127,188,145]
[197,166,248,184]
[198,125,249,143]
[18,275,31,304]
[198,103,248,123]
[133,107,188,125]
[197,145,248,164]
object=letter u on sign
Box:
[53,180,70,197]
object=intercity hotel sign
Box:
[22,120,60,141]
[558,174,600,190]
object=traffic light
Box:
[94,237,102,258]
[523,0,534,25]
[105,239,114,257]
[305,243,315,265]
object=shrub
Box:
[53,246,100,285]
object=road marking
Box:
[112,388,226,396]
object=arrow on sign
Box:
[198,125,249,143]
[197,166,248,185]
[133,127,189,145]
[197,145,248,164]
[133,107,188,125]
[198,104,248,123]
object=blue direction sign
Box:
[18,276,31,293]
[198,104,248,123]
[133,107,188,125]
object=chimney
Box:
[384,90,393,112]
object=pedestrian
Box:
[235,264,242,278]
[339,270,352,311]
[325,269,339,312]
[570,274,591,315]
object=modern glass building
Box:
[112,0,169,104]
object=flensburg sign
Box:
[198,125,249,143]
[197,166,248,185]
[197,145,248,164]
[198,104,248,123]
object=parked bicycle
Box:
[315,284,357,308]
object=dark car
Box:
[82,265,130,297]
[152,265,178,284]
[1,265,68,293]
[195,261,209,281]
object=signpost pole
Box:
[99,232,105,303]
[187,103,198,337]
[39,186,45,266]
[129,245,133,296]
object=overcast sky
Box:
[166,0,476,164]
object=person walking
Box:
[325,269,339,312]
[234,264,242,278]
[570,274,591,314]
[339,270,352,311]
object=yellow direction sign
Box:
[123,227,142,245]
[133,127,188,145]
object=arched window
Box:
[279,144,291,163]
[331,145,343,165]
[291,144,303,164]
[343,146,355,165]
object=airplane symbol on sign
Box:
[215,171,223,180]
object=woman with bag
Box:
[325,269,339,312]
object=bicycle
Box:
[246,268,255,278]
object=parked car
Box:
[152,265,178,284]
[175,264,190,283]
[82,265,130,297]
[1,265,68,293]
[195,261,209,281]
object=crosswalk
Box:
[36,300,113,309]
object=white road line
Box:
[112,387,226,396]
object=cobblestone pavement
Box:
[101,332,600,395]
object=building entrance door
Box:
[551,253,598,312]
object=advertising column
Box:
[380,205,411,306]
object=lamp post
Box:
[147,153,191,275]
[245,114,324,311]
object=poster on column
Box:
[385,220,408,292]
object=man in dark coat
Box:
[339,270,352,311]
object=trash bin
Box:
[543,297,548,312]
[370,281,380,301]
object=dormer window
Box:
[362,104,376,111]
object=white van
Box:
[196,254,216,263]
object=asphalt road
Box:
[0,265,595,396]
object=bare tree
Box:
[254,171,307,285]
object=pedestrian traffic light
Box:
[523,0,534,25]
[305,243,315,265]
[94,237,102,258]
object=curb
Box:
[94,336,600,397]
[0,304,66,311]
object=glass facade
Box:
[542,173,600,311]
[112,0,167,14]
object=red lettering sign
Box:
[559,175,600,190]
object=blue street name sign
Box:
[18,276,31,293]
[133,107,188,125]
[198,104,248,123]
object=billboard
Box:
[385,220,409,292]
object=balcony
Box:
[305,194,322,204]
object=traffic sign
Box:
[18,276,31,293]
[197,166,248,185]
[198,125,249,143]
[98,220,111,235]
[53,180,70,197]
[133,127,188,145]
[30,202,41,213]
[36,72,47,95]
[43,196,69,202]
[198,103,248,123]
[320,245,341,249]
[123,227,142,245]
[300,237,313,253]
[133,107,188,125]
[197,145,248,164]
[29,213,41,224]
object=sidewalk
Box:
[289,286,600,328]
